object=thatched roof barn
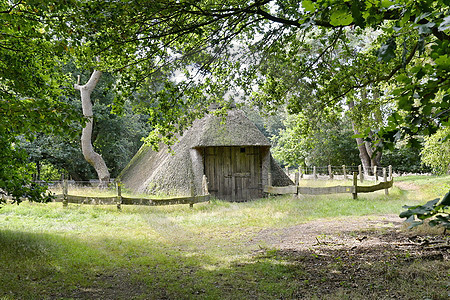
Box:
[119,109,292,201]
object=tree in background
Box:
[381,145,430,174]
[23,70,151,182]
[271,113,360,167]
[241,106,285,140]
[421,127,450,175]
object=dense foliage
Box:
[56,0,449,144]
[381,146,430,174]
[420,127,450,175]
[0,1,80,202]
[271,114,361,167]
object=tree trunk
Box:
[349,100,371,175]
[74,70,110,187]
[353,127,372,175]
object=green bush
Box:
[420,127,450,175]
[381,147,430,174]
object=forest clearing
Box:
[1,175,448,299]
[1,1,449,299]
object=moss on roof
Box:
[191,110,271,147]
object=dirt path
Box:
[253,214,405,251]
[251,214,449,299]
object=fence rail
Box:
[53,194,211,207]
[53,175,210,209]
[266,171,393,199]
[285,165,393,183]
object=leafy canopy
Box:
[57,0,449,147]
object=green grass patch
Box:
[394,175,450,200]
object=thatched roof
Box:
[118,133,197,196]
[119,109,291,197]
[270,157,294,187]
[190,110,271,147]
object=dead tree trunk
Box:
[74,70,110,187]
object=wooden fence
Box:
[265,171,393,199]
[285,165,393,183]
[54,175,210,209]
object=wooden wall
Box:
[202,146,265,201]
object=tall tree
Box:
[271,112,361,167]
[74,69,110,186]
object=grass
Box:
[0,175,449,299]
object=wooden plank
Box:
[264,178,393,196]
[299,186,354,195]
[122,195,210,206]
[264,185,354,195]
[234,172,250,177]
[231,174,236,201]
[223,147,231,199]
[356,180,393,193]
[264,185,298,194]
[54,195,119,205]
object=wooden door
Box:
[203,146,262,201]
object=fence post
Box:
[358,165,364,183]
[383,168,389,195]
[389,165,393,180]
[328,165,333,180]
[313,166,317,180]
[352,172,358,199]
[63,179,68,207]
[189,184,195,208]
[298,166,303,179]
[374,166,378,182]
[343,165,347,180]
[202,175,209,196]
[116,181,122,211]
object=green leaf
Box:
[396,74,411,84]
[416,22,435,35]
[381,0,395,8]
[377,38,396,62]
[439,191,450,206]
[438,15,450,31]
[302,0,316,12]
[400,198,440,219]
[351,0,364,27]
[404,215,424,228]
[435,55,450,68]
[330,9,354,26]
